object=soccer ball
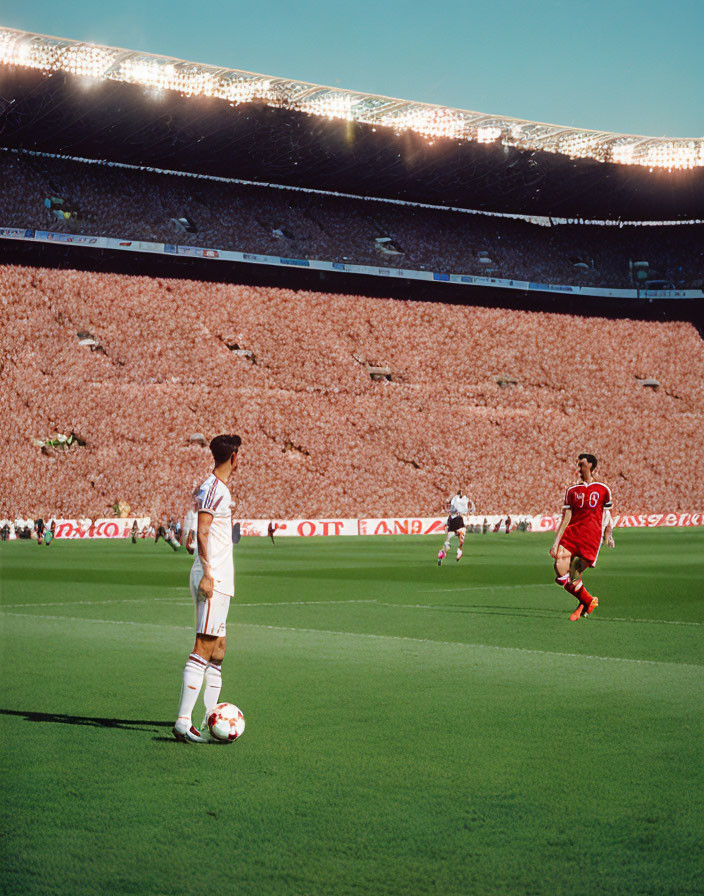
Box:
[207,702,245,743]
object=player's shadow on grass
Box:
[0,708,172,732]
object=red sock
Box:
[566,580,594,606]
[564,580,586,604]
[579,583,593,604]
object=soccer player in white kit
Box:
[437,489,473,565]
[183,505,197,555]
[173,433,241,743]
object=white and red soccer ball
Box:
[207,702,245,743]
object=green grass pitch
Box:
[1,529,702,896]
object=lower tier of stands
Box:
[1,264,702,518]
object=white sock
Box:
[175,653,207,728]
[203,662,223,718]
[443,539,451,551]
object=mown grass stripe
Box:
[3,611,701,669]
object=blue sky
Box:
[1,0,701,137]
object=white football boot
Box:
[173,721,206,743]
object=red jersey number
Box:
[565,482,611,517]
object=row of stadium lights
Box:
[1,30,703,171]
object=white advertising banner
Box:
[240,516,529,536]
[37,513,704,539]
[53,517,150,538]
[237,519,359,537]
[0,225,700,301]
[530,512,704,531]
[358,518,446,535]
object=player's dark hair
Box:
[210,434,241,465]
[578,453,597,470]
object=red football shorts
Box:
[558,528,599,567]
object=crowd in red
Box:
[2,152,702,289]
[1,264,702,520]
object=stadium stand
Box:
[2,153,703,290]
[1,31,703,524]
[2,28,702,222]
[1,264,702,519]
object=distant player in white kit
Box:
[173,433,241,743]
[183,504,197,555]
[437,488,473,565]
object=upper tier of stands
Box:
[1,264,702,519]
[2,153,703,291]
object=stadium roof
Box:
[1,26,703,219]
[1,26,701,170]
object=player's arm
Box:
[185,528,196,555]
[196,511,215,598]
[549,508,572,557]
[603,507,615,548]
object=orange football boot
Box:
[584,596,599,616]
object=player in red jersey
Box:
[549,453,615,621]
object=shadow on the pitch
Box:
[422,607,558,621]
[379,603,566,620]
[0,708,172,731]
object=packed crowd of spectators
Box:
[1,264,702,520]
[1,152,702,290]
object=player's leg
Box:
[174,635,215,742]
[197,594,231,734]
[201,636,226,731]
[569,555,598,614]
[563,555,597,619]
[456,528,466,561]
[553,546,584,618]
[564,554,586,620]
[443,526,452,552]
[438,526,450,565]
[174,575,221,742]
[553,546,571,581]
[568,554,587,584]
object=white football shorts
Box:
[189,567,231,637]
